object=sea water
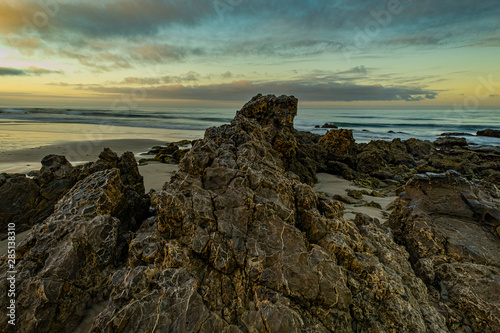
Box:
[1,106,499,149]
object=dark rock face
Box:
[477,129,500,138]
[433,136,468,147]
[319,129,357,167]
[142,141,191,164]
[0,176,40,238]
[0,155,76,239]
[0,168,147,332]
[86,95,445,332]
[388,171,500,332]
[0,149,147,240]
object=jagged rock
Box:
[477,129,500,138]
[326,160,357,180]
[404,138,433,159]
[319,129,357,167]
[357,139,417,177]
[6,95,500,332]
[347,189,365,199]
[434,136,468,147]
[388,171,500,332]
[0,176,40,239]
[0,155,77,239]
[0,167,148,332]
[86,95,447,332]
[77,148,145,193]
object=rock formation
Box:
[1,94,498,332]
[0,148,147,240]
[0,155,76,239]
[477,129,500,138]
[388,171,500,332]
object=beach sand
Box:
[0,138,168,173]
[140,161,179,192]
[0,119,202,173]
[314,173,397,221]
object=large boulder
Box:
[388,171,500,332]
[319,129,357,167]
[0,176,40,239]
[0,167,148,332]
[0,156,76,239]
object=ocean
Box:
[1,106,499,149]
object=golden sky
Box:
[0,0,499,108]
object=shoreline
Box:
[0,138,168,174]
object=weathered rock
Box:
[434,136,468,147]
[0,176,40,239]
[8,95,500,332]
[477,129,500,138]
[0,167,148,333]
[321,123,338,129]
[440,132,473,137]
[87,95,447,332]
[77,148,145,193]
[0,155,77,239]
[319,129,357,167]
[404,138,434,160]
[388,171,500,332]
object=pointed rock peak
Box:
[236,94,298,130]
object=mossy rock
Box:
[363,201,382,209]
[333,194,353,204]
[370,190,385,198]
[347,189,364,199]
[354,176,381,189]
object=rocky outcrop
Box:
[477,129,500,138]
[433,136,468,147]
[0,149,147,240]
[0,155,76,239]
[86,95,447,332]
[0,165,149,332]
[2,94,499,332]
[388,171,500,332]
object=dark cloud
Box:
[337,66,368,75]
[0,66,63,76]
[1,0,498,72]
[0,67,26,76]
[79,79,437,102]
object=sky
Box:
[0,0,499,108]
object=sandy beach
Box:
[314,173,397,221]
[0,138,168,173]
[0,119,202,173]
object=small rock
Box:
[321,123,338,129]
[362,201,382,209]
[333,194,353,204]
[347,189,364,199]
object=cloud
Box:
[0,66,63,76]
[0,67,25,76]
[118,71,201,85]
[337,66,368,75]
[77,79,437,102]
[2,0,499,73]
